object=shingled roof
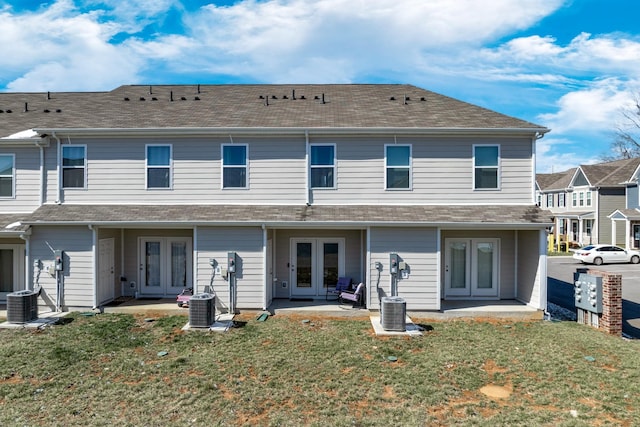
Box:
[16,204,552,227]
[537,158,640,191]
[0,84,547,138]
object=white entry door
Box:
[139,237,192,297]
[0,244,25,300]
[445,238,499,298]
[290,238,344,298]
[97,238,115,304]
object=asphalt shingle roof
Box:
[537,158,640,190]
[0,84,547,138]
[19,204,553,226]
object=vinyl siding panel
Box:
[516,230,542,308]
[0,147,41,213]
[598,189,625,244]
[369,227,438,310]
[195,227,264,310]
[30,226,94,309]
[45,134,533,206]
[626,185,639,209]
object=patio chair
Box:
[340,282,366,308]
[326,277,352,301]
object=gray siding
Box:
[516,230,542,307]
[31,226,94,309]
[0,146,42,212]
[626,185,639,209]
[598,189,625,244]
[196,226,264,310]
[369,227,438,310]
[43,135,533,206]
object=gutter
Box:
[33,126,551,138]
[52,131,62,204]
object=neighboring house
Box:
[0,84,551,313]
[536,158,640,248]
[608,161,640,249]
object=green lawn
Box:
[0,312,638,426]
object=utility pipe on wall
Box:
[52,131,62,204]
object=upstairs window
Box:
[572,192,577,207]
[310,144,335,188]
[62,145,86,188]
[222,144,248,188]
[146,145,171,189]
[586,191,592,207]
[579,191,585,207]
[473,145,499,190]
[0,154,14,198]
[547,194,554,207]
[558,193,565,208]
[385,145,411,190]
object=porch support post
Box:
[89,224,97,309]
[193,226,198,294]
[626,219,631,249]
[538,228,548,311]
[611,219,617,246]
[578,219,584,246]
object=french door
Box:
[444,238,499,298]
[139,237,192,296]
[290,238,344,297]
[0,244,25,300]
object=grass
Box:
[1,313,639,426]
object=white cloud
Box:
[538,79,637,134]
[536,137,600,173]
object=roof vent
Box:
[152,97,158,101]
[149,85,153,94]
[47,91,51,100]
[390,96,396,101]
[44,109,50,113]
[181,96,186,101]
[24,102,28,112]
[0,110,3,113]
[6,109,12,113]
[420,97,426,101]
[314,95,319,100]
[197,84,201,94]
[194,96,200,101]
[139,97,145,101]
[292,89,296,100]
[259,95,265,99]
[56,109,62,113]
[283,95,288,99]
[300,95,306,100]
[170,91,174,102]
[124,97,130,101]
[271,95,277,99]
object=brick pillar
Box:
[588,269,623,336]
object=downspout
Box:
[531,136,537,204]
[193,226,198,294]
[89,224,97,309]
[305,130,311,206]
[53,131,62,204]
[19,229,31,291]
[262,224,267,310]
[38,143,45,206]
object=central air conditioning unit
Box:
[7,290,38,324]
[380,296,406,332]
[189,293,216,328]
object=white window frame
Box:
[572,192,577,207]
[558,193,565,208]
[472,144,500,190]
[146,144,172,189]
[221,143,249,189]
[586,191,592,207]
[62,145,87,189]
[0,154,15,198]
[309,143,336,189]
[547,193,554,208]
[579,191,585,207]
[384,144,412,190]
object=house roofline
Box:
[33,126,549,138]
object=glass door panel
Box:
[292,241,314,295]
[0,249,13,295]
[144,241,162,288]
[140,238,192,296]
[291,239,344,297]
[472,240,498,297]
[322,242,339,290]
[445,239,470,296]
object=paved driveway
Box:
[547,255,640,338]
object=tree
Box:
[601,95,640,161]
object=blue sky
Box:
[1,0,639,173]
